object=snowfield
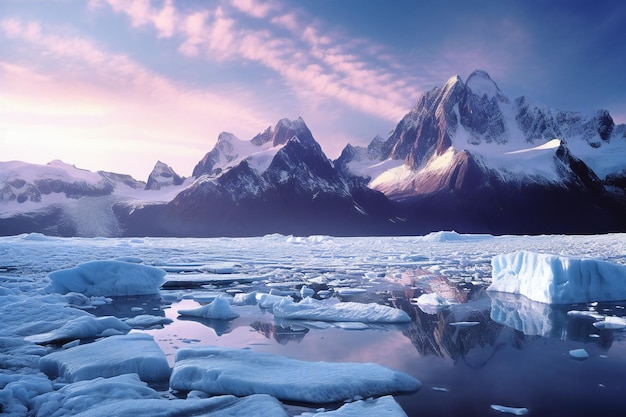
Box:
[0,232,625,416]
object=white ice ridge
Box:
[272,297,411,323]
[488,251,626,304]
[170,347,421,403]
[296,395,408,417]
[32,373,288,417]
[39,333,171,382]
[177,296,240,320]
[48,260,166,296]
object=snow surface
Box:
[170,346,421,403]
[489,251,626,304]
[39,333,171,382]
[273,297,411,323]
[48,260,166,296]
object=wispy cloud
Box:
[92,0,423,123]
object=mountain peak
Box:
[466,69,501,99]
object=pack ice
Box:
[33,373,288,417]
[170,346,421,403]
[48,260,166,296]
[488,251,626,304]
[39,333,170,382]
[272,297,411,323]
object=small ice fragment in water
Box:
[592,316,626,330]
[490,404,529,415]
[569,348,589,360]
[449,321,480,327]
[432,387,449,392]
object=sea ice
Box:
[48,260,166,296]
[25,315,130,344]
[295,395,408,416]
[414,293,451,314]
[170,346,421,403]
[273,297,411,323]
[592,316,626,330]
[488,251,626,304]
[177,297,240,320]
[39,333,170,382]
[123,314,173,328]
[569,348,589,360]
[490,404,529,415]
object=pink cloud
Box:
[231,0,276,19]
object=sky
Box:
[1,0,625,180]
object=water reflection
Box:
[250,321,308,344]
[490,292,608,342]
[177,316,236,336]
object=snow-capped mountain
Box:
[0,160,188,237]
[337,70,626,233]
[1,71,625,237]
[120,118,396,237]
[145,161,184,191]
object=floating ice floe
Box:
[177,297,239,320]
[48,260,166,296]
[123,314,173,328]
[569,348,589,360]
[295,395,408,416]
[413,293,451,314]
[170,347,421,403]
[448,321,480,327]
[25,315,130,344]
[488,251,626,304]
[490,404,529,415]
[272,297,411,323]
[39,333,170,382]
[592,316,626,330]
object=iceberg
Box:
[488,251,626,304]
[39,333,170,382]
[170,347,421,403]
[48,260,166,296]
[273,297,411,323]
[177,297,239,320]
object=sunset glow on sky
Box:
[1,0,625,180]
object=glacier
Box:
[488,250,626,304]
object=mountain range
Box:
[1,70,625,237]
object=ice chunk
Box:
[414,293,451,314]
[177,297,239,320]
[273,297,411,323]
[257,293,291,309]
[48,260,166,296]
[25,315,130,344]
[490,404,529,415]
[569,348,589,360]
[170,347,421,403]
[488,251,626,304]
[32,373,161,417]
[39,333,170,382]
[123,315,173,328]
[0,374,52,416]
[296,395,408,416]
[448,321,480,327]
[592,316,626,330]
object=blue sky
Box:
[1,0,625,180]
